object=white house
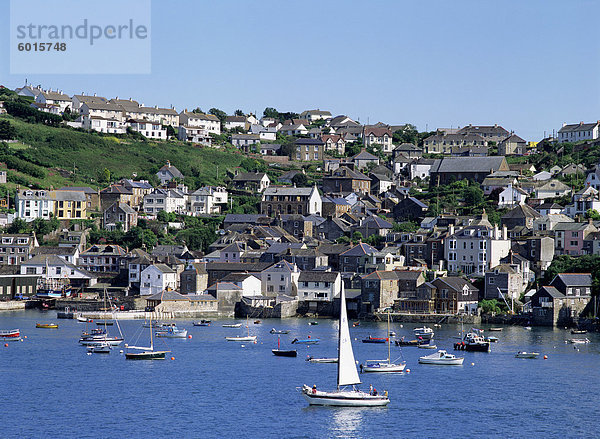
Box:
[140,264,177,296]
[187,187,228,215]
[79,101,124,121]
[221,272,262,297]
[279,123,308,136]
[21,254,97,287]
[82,116,126,134]
[127,119,167,140]
[409,158,435,180]
[156,161,184,184]
[444,218,512,276]
[299,109,332,122]
[558,121,600,143]
[249,124,278,141]
[534,180,571,200]
[224,116,247,131]
[364,127,393,154]
[15,189,54,222]
[178,125,212,145]
[179,111,221,135]
[35,89,71,112]
[298,271,343,302]
[143,189,186,215]
[261,260,300,297]
[498,184,528,208]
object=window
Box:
[488,277,495,284]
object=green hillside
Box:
[0,114,257,191]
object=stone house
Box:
[79,244,126,273]
[484,264,525,301]
[232,172,271,193]
[530,275,591,327]
[339,243,378,274]
[431,276,479,314]
[293,138,324,162]
[498,134,527,155]
[323,166,371,195]
[103,202,138,232]
[180,262,208,295]
[278,248,328,271]
[261,186,322,216]
[361,271,400,312]
[156,161,184,185]
[0,233,39,266]
[392,197,428,222]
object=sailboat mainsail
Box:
[337,287,361,388]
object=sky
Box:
[0,0,599,140]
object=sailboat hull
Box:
[125,351,167,360]
[301,385,389,407]
[361,362,406,373]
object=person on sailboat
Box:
[312,385,317,394]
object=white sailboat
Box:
[125,318,170,360]
[361,312,406,373]
[301,288,390,407]
[225,316,257,342]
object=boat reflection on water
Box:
[329,406,365,437]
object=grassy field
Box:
[0,115,253,190]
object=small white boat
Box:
[223,323,242,328]
[77,315,92,323]
[307,357,338,363]
[225,335,257,342]
[418,344,437,349]
[361,361,406,373]
[566,338,590,344]
[524,326,532,330]
[87,343,111,354]
[515,351,539,359]
[419,350,464,365]
[155,327,188,338]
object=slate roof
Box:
[558,122,600,133]
[552,273,592,287]
[233,172,268,182]
[536,286,565,299]
[434,276,478,292]
[328,166,371,181]
[502,204,541,220]
[340,243,378,257]
[430,157,507,173]
[263,186,315,197]
[298,271,340,282]
[353,150,379,161]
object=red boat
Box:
[0,329,20,339]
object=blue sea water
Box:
[0,310,598,439]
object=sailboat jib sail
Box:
[337,288,361,388]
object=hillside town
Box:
[1,83,600,328]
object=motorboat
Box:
[362,335,388,344]
[291,337,319,344]
[0,329,20,339]
[300,287,389,407]
[254,320,261,324]
[418,343,437,349]
[524,326,532,330]
[306,356,338,363]
[79,336,124,346]
[571,329,587,334]
[454,329,490,352]
[566,338,590,344]
[269,328,290,334]
[36,323,58,329]
[155,326,188,338]
[515,351,539,359]
[488,328,503,332]
[485,336,499,343]
[419,350,464,365]
[193,320,211,327]
[87,343,112,354]
[308,321,319,326]
[413,326,434,341]
[395,337,430,347]
[76,315,92,323]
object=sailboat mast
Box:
[336,291,343,391]
[387,312,391,364]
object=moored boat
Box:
[360,312,406,373]
[414,326,434,341]
[193,320,211,326]
[308,321,319,326]
[515,351,539,359]
[269,328,290,334]
[454,329,490,352]
[566,338,590,344]
[291,337,319,344]
[300,287,389,407]
[36,323,58,329]
[306,356,338,363]
[125,320,169,360]
[225,317,256,342]
[155,326,188,338]
[488,327,503,332]
[87,343,112,354]
[571,329,587,334]
[222,323,242,328]
[0,329,20,339]
[362,335,387,344]
[419,350,464,365]
[95,320,114,326]
[272,336,297,357]
[418,343,437,349]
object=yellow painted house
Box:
[52,190,87,220]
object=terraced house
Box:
[0,234,39,265]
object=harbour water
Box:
[1,310,598,438]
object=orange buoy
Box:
[170,356,175,360]
[406,369,410,373]
[544,355,548,360]
[188,335,192,339]
[24,336,27,339]
[4,343,8,347]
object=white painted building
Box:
[127,119,167,140]
[298,271,343,302]
[558,121,600,143]
[35,90,71,112]
[143,189,186,215]
[187,186,228,215]
[82,116,126,134]
[445,220,512,276]
[179,111,221,135]
[498,184,528,208]
[140,264,177,296]
[15,189,54,222]
[261,260,300,297]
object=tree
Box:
[586,209,600,220]
[291,173,308,187]
[263,107,279,119]
[352,231,363,243]
[345,142,361,157]
[7,218,28,234]
[209,108,227,126]
[99,168,111,184]
[392,221,419,233]
[156,210,170,223]
[234,109,244,116]
[463,186,484,206]
[0,120,16,140]
[191,107,204,114]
